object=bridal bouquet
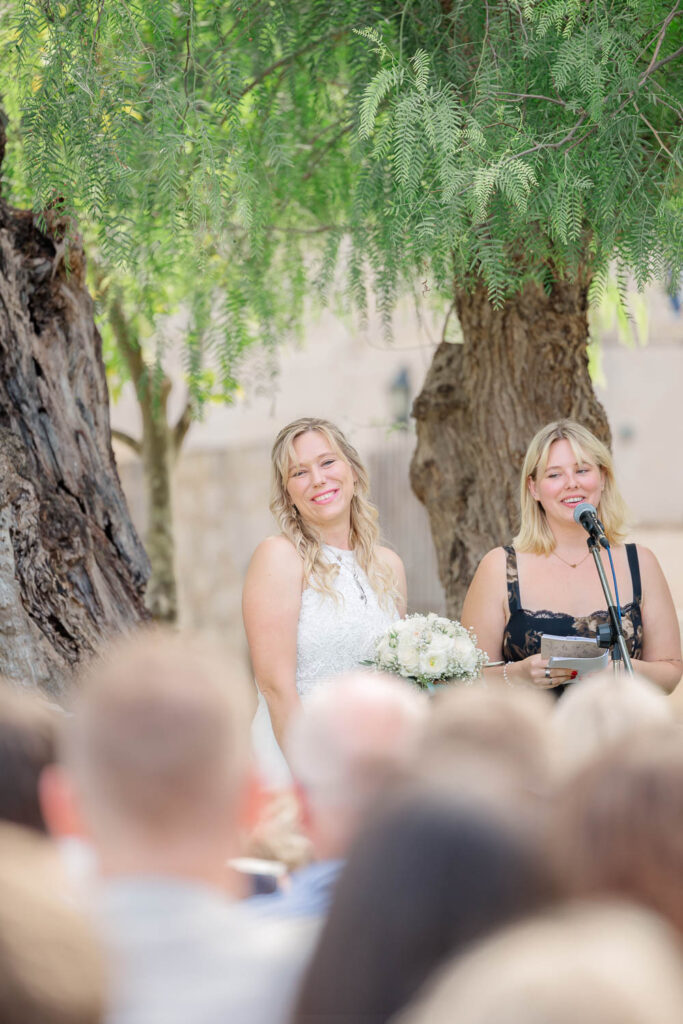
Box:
[370,613,487,689]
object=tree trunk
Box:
[140,380,178,624]
[411,278,610,617]
[107,289,180,624]
[0,197,149,697]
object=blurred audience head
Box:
[414,682,554,806]
[395,902,683,1024]
[552,670,673,775]
[0,681,57,833]
[286,670,427,858]
[0,822,105,1024]
[552,725,683,934]
[56,628,252,876]
[291,788,559,1024]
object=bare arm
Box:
[242,536,304,752]
[461,548,508,672]
[378,546,408,617]
[635,545,682,694]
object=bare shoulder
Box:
[633,543,659,569]
[473,546,507,580]
[633,543,668,583]
[246,535,304,581]
[377,545,405,575]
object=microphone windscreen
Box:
[572,501,597,526]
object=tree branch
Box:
[512,114,589,160]
[302,123,354,180]
[238,29,348,99]
[111,429,142,456]
[511,38,683,164]
[638,2,681,83]
[108,292,146,392]
[635,105,678,163]
[172,398,193,458]
[495,92,571,109]
[639,43,683,83]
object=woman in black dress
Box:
[462,420,681,694]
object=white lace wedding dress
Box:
[251,543,399,787]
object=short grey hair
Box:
[285,670,427,812]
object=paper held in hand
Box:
[540,634,610,677]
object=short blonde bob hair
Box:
[270,417,397,607]
[514,419,629,554]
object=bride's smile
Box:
[286,430,356,531]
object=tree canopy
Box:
[2,0,680,350]
[1,0,681,617]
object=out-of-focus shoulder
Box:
[248,535,302,574]
[377,545,404,572]
[476,547,507,574]
[633,544,664,576]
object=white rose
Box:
[375,634,396,669]
[450,634,478,674]
[397,630,421,676]
[418,632,452,679]
[395,617,421,639]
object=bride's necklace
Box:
[328,547,368,604]
[551,548,592,569]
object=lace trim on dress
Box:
[294,544,398,699]
[501,544,644,665]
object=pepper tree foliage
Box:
[1,1,681,394]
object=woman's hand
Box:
[508,654,577,690]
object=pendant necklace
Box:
[551,549,592,570]
[331,549,368,604]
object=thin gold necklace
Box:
[551,549,592,570]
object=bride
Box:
[243,417,406,787]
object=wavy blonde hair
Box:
[270,417,398,608]
[514,419,629,554]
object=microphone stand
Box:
[586,536,634,676]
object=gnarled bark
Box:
[411,277,610,616]
[0,196,149,697]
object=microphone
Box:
[573,502,610,548]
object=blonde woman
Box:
[243,418,407,786]
[462,420,681,695]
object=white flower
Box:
[418,631,452,678]
[394,618,421,642]
[375,634,396,669]
[369,613,485,688]
[396,629,421,676]
[450,634,478,674]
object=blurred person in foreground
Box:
[551,668,673,775]
[394,902,683,1024]
[0,681,57,832]
[250,670,427,921]
[0,821,105,1024]
[413,683,556,809]
[551,725,683,934]
[291,788,559,1024]
[0,681,96,893]
[42,629,314,1024]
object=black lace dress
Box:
[502,544,644,696]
